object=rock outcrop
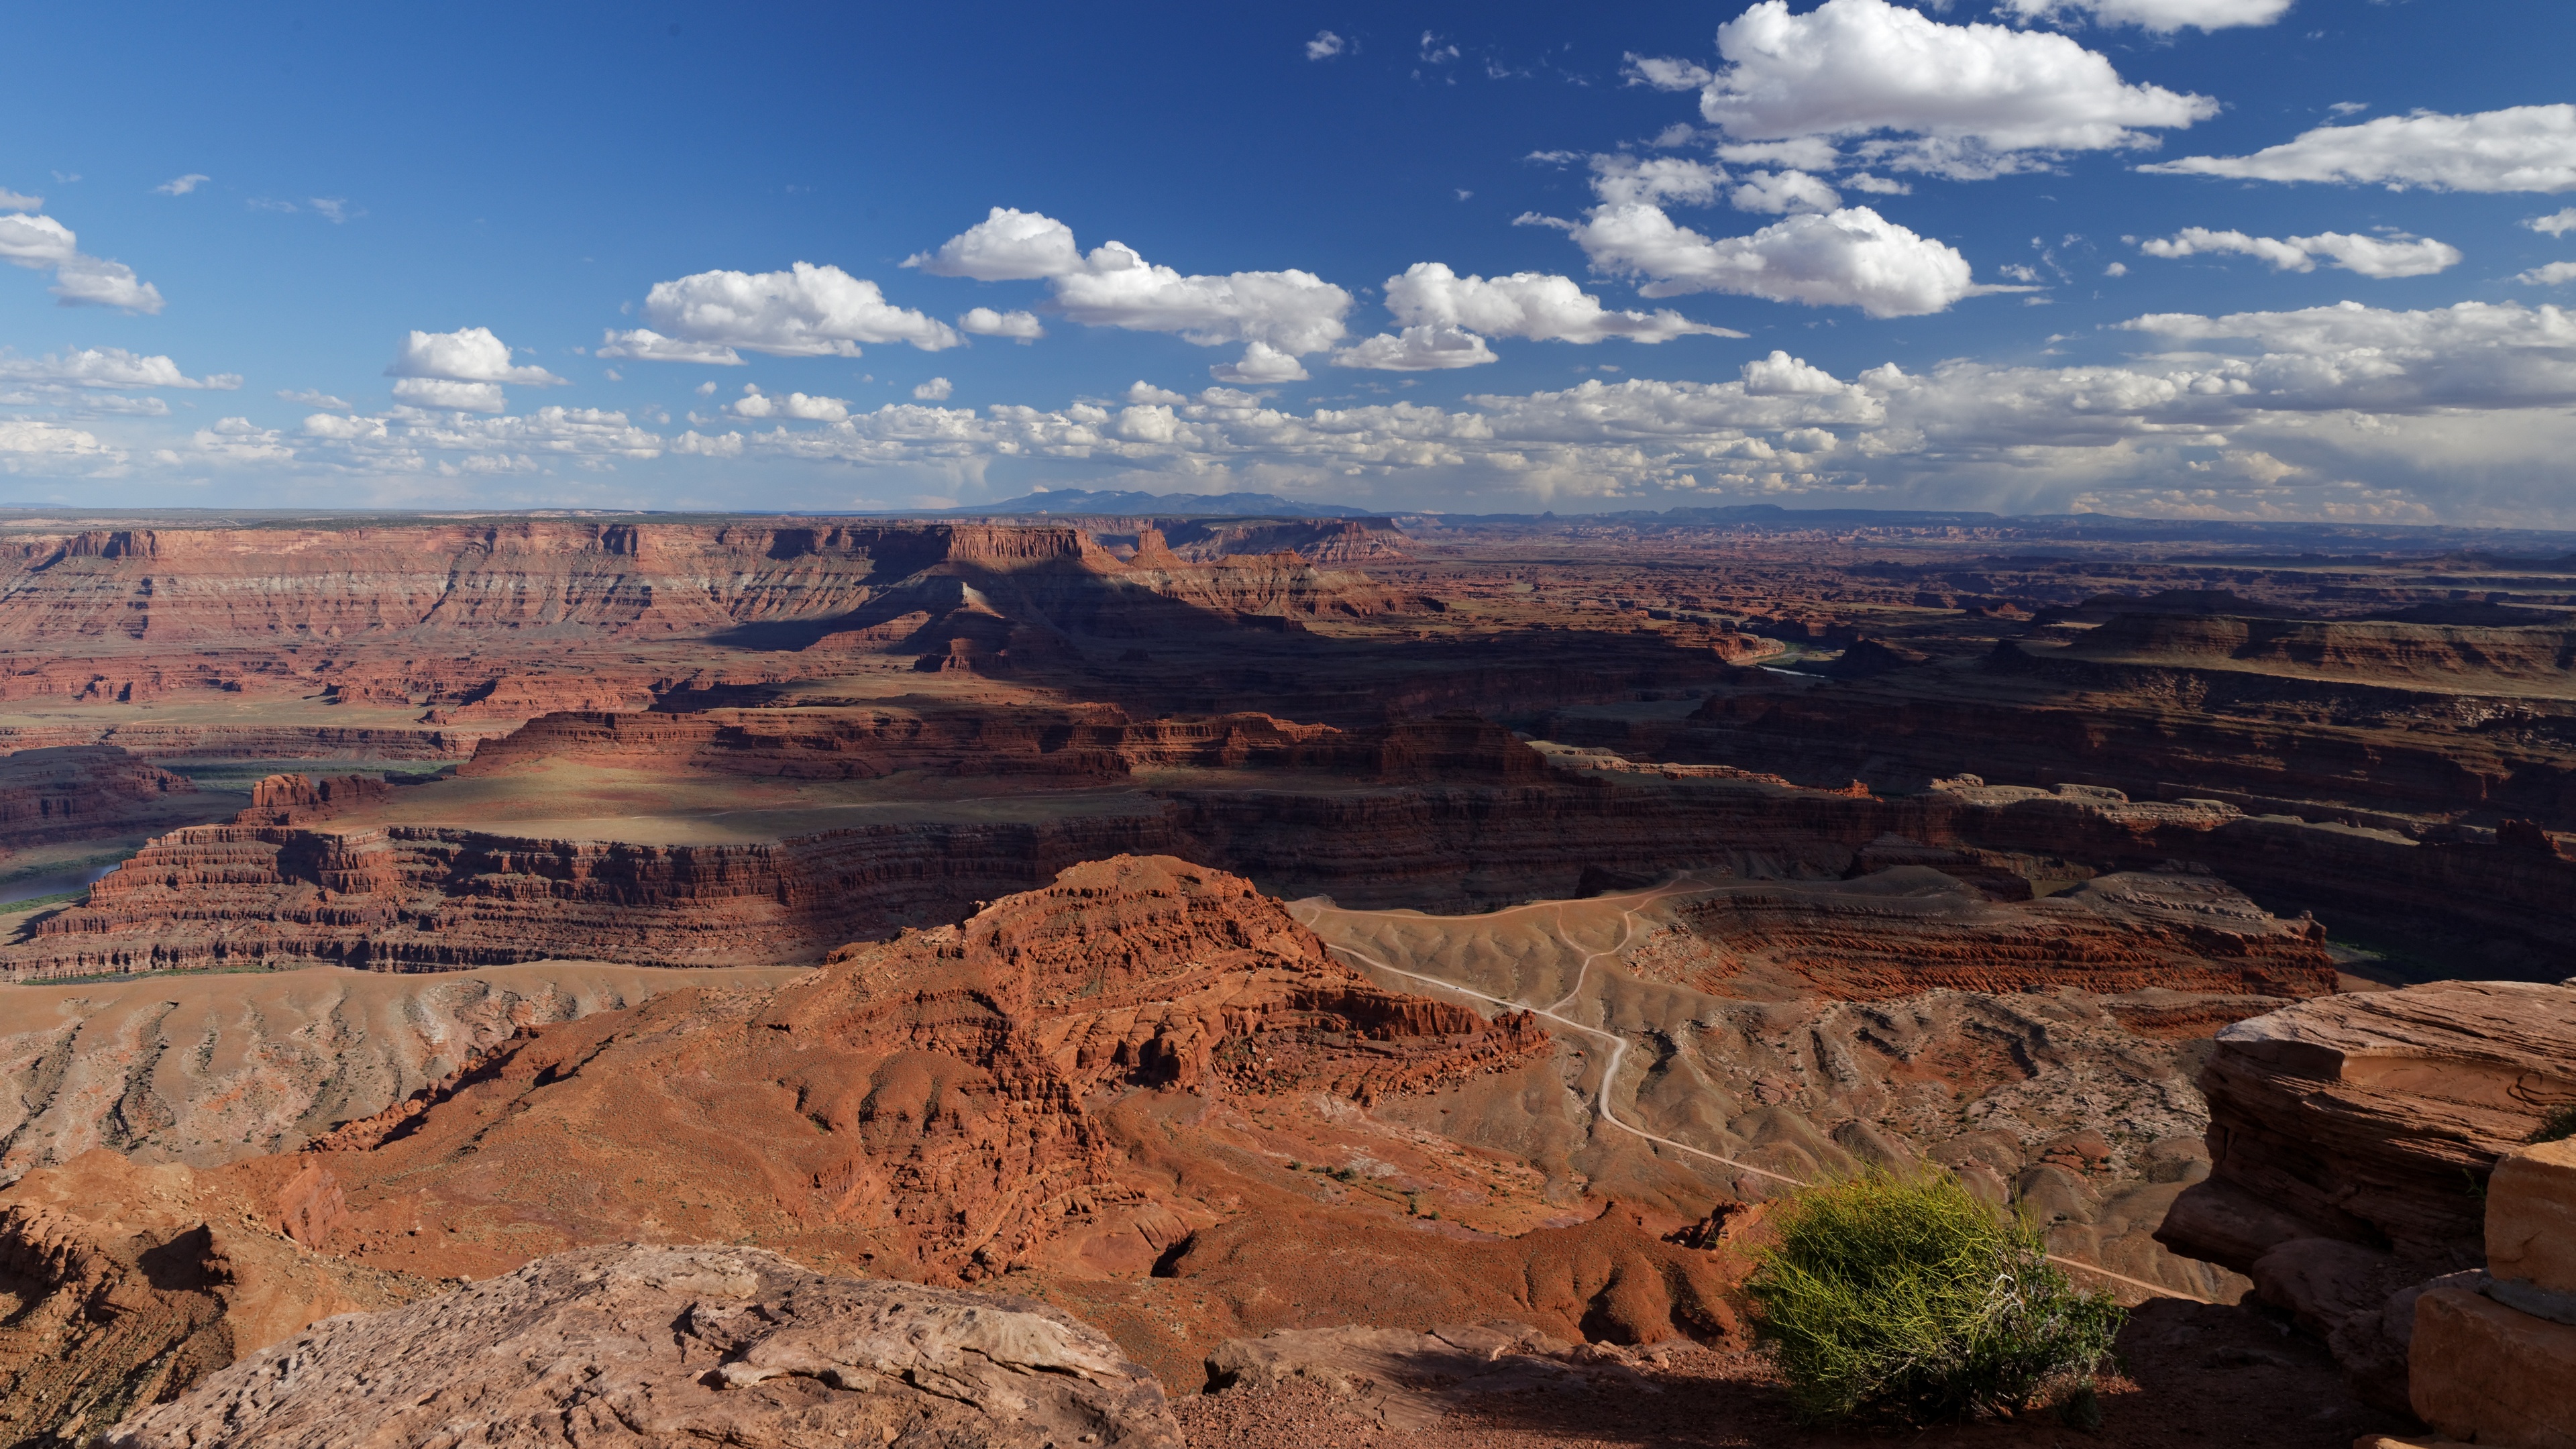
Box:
[232,771,391,826]
[106,1244,1182,1449]
[0,745,207,855]
[2154,979,2576,1407]
[453,703,1536,786]
[1,859,1754,1407]
[1646,865,2334,1000]
[2159,981,2576,1275]
[3,754,2402,982]
[2407,1138,2576,1449]
[0,1150,433,1448]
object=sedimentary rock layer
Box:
[13,757,2525,981]
[0,1150,431,1448]
[0,961,799,1186]
[0,746,207,857]
[0,857,1748,1417]
[2159,979,2576,1273]
[107,1244,1183,1449]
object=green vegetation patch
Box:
[1746,1169,2125,1425]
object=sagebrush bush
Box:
[1744,1169,2125,1424]
[2532,1104,2576,1144]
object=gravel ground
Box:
[1175,1297,2414,1448]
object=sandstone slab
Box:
[2161,980,2576,1274]
[107,1244,1181,1449]
[2489,1138,2576,1296]
[2410,1286,2576,1449]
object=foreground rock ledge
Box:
[106,1244,1182,1449]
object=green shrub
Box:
[1744,1169,2125,1424]
[2532,1104,2576,1144]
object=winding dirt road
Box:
[1296,885,2207,1304]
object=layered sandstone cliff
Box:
[0,745,207,857]
[2161,980,2576,1274]
[2154,979,2576,1407]
[5,749,2477,981]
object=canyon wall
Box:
[11,761,2508,981]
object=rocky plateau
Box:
[7,508,2576,1447]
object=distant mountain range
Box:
[902,490,1389,519]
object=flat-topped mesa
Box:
[1089,517,1411,566]
[1664,865,2338,1001]
[234,771,391,826]
[0,519,1151,653]
[454,704,1538,786]
[0,743,201,853]
[2060,608,2576,687]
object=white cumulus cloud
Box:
[1589,156,1726,208]
[0,189,40,212]
[0,213,163,313]
[48,256,164,313]
[1382,262,1741,343]
[959,306,1044,340]
[155,174,210,196]
[390,378,507,412]
[2145,106,2576,193]
[1574,203,1986,317]
[908,207,1083,280]
[911,376,953,402]
[1306,30,1345,60]
[2140,227,2462,278]
[913,208,1352,360]
[1052,241,1350,354]
[622,262,960,360]
[0,418,115,462]
[2518,262,2576,287]
[1676,0,2218,179]
[1741,350,1856,395]
[1211,341,1311,384]
[1996,0,2294,32]
[277,388,352,411]
[1332,325,1501,371]
[733,384,854,421]
[1729,170,1841,215]
[595,329,746,365]
[386,327,564,385]
[0,347,237,390]
[2522,209,2576,237]
[2118,300,2576,411]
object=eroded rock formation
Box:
[0,858,1760,1418]
[0,962,796,1186]
[2155,979,2576,1407]
[0,745,206,857]
[0,1150,431,1448]
[107,1244,1183,1449]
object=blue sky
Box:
[5,0,2574,521]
